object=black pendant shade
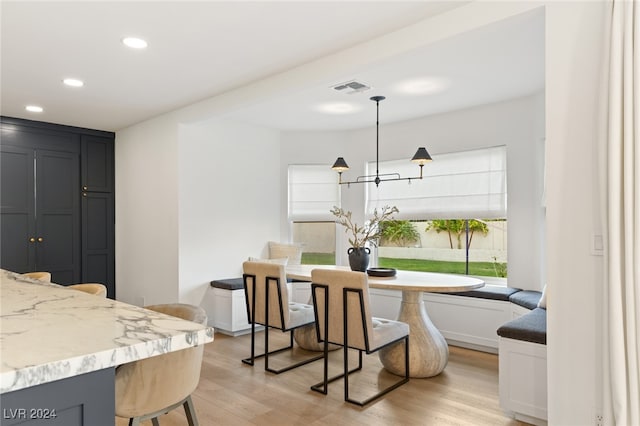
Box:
[331,157,349,172]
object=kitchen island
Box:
[0,269,213,425]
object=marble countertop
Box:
[0,269,214,393]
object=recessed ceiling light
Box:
[63,78,84,87]
[122,37,148,49]
[25,105,43,113]
[315,102,361,114]
[395,77,450,95]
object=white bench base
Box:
[207,287,253,336]
[498,336,548,424]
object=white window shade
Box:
[366,146,507,220]
[288,164,340,221]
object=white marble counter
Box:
[0,269,214,393]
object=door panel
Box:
[81,136,113,193]
[35,150,80,284]
[1,214,34,272]
[1,146,36,272]
[82,192,114,297]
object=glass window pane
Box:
[292,222,336,265]
[378,218,507,280]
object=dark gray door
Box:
[1,145,36,272]
[36,149,80,284]
[0,146,80,284]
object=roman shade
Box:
[288,164,340,221]
[366,146,507,220]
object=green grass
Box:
[301,252,335,265]
[379,257,505,277]
[301,252,507,277]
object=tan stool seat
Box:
[68,283,108,298]
[22,271,52,282]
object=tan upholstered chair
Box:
[267,241,327,350]
[22,271,52,281]
[310,268,410,406]
[242,260,323,374]
[115,303,208,426]
[67,283,107,297]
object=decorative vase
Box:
[348,247,370,272]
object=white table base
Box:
[379,290,448,378]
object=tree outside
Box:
[426,219,489,249]
[380,220,420,247]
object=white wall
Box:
[115,115,180,306]
[545,2,606,424]
[178,119,281,306]
[281,94,545,291]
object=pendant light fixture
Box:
[332,96,432,187]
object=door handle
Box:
[37,237,43,242]
[29,237,35,243]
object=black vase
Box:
[348,247,370,272]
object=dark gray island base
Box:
[1,369,114,426]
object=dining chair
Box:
[242,260,323,374]
[21,272,107,297]
[115,303,208,426]
[310,268,410,406]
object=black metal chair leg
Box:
[183,395,198,426]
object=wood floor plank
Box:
[116,331,529,426]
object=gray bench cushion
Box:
[509,290,542,310]
[497,308,547,345]
[443,285,521,301]
[210,278,245,290]
[210,277,301,291]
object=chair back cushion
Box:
[114,304,207,418]
[268,241,303,265]
[311,268,374,351]
[243,261,290,328]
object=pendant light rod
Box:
[331,95,432,187]
[373,95,384,186]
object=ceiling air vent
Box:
[331,80,371,95]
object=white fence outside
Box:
[293,220,508,264]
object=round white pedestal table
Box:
[285,265,484,378]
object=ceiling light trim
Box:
[25,105,44,113]
[122,37,148,49]
[63,78,84,88]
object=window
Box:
[368,147,507,281]
[292,222,336,265]
[378,218,507,280]
[288,164,339,265]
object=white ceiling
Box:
[0,1,544,133]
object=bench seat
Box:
[509,290,543,310]
[444,285,521,301]
[210,278,245,291]
[497,307,547,345]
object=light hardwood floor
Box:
[116,331,528,426]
